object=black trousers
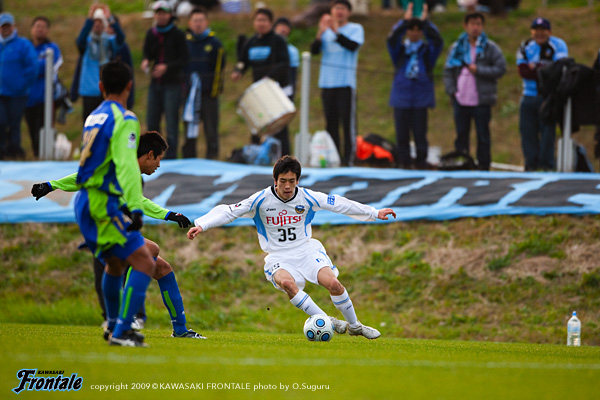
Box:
[82,95,104,123]
[321,87,356,166]
[24,104,45,158]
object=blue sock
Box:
[102,273,123,331]
[158,271,188,335]
[113,270,151,338]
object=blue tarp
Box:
[1,159,600,225]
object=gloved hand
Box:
[167,212,192,228]
[31,182,52,200]
[127,212,144,232]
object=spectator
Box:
[25,16,63,158]
[516,17,568,171]
[593,48,600,163]
[107,16,134,110]
[443,12,506,171]
[142,1,188,159]
[387,4,443,169]
[0,12,37,160]
[182,7,225,159]
[73,3,125,122]
[310,0,364,166]
[232,8,290,155]
[274,17,299,100]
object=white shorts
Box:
[263,239,339,292]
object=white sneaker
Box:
[348,321,381,339]
[329,316,348,334]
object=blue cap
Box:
[531,17,551,30]
[572,311,577,316]
[0,12,15,26]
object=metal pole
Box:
[562,97,573,172]
[295,51,311,165]
[40,48,55,160]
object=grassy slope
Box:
[1,323,599,399]
[2,216,600,345]
[6,0,600,165]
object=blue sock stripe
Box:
[295,294,309,309]
[333,296,350,305]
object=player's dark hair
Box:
[332,0,352,11]
[138,131,168,158]
[406,18,424,31]
[273,155,301,181]
[254,8,273,22]
[189,7,208,19]
[100,61,132,95]
[31,16,51,27]
[464,12,485,25]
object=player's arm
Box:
[188,190,264,240]
[31,172,78,200]
[111,110,144,216]
[141,197,191,228]
[305,188,396,222]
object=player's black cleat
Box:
[171,329,207,339]
[103,327,112,342]
[109,329,148,347]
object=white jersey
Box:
[194,186,379,254]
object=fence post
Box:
[295,51,311,165]
[40,48,55,160]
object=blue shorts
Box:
[74,189,145,263]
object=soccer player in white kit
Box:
[187,156,396,339]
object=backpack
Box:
[437,150,478,170]
[355,133,396,167]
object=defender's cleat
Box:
[329,316,348,334]
[109,330,147,347]
[171,329,207,339]
[348,321,381,339]
[103,327,112,342]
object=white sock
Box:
[290,290,326,316]
[331,289,358,325]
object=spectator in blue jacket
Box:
[182,7,225,159]
[0,12,38,160]
[25,16,63,158]
[387,4,443,169]
[74,3,125,122]
[517,17,568,171]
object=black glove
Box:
[31,182,51,200]
[127,212,144,232]
[167,212,192,228]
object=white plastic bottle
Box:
[567,311,581,347]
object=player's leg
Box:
[317,268,380,339]
[145,239,204,338]
[102,257,126,337]
[110,239,156,343]
[273,269,326,316]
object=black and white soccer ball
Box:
[303,314,334,342]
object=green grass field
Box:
[1,323,598,399]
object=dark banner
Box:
[1,160,600,224]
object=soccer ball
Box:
[303,314,334,342]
